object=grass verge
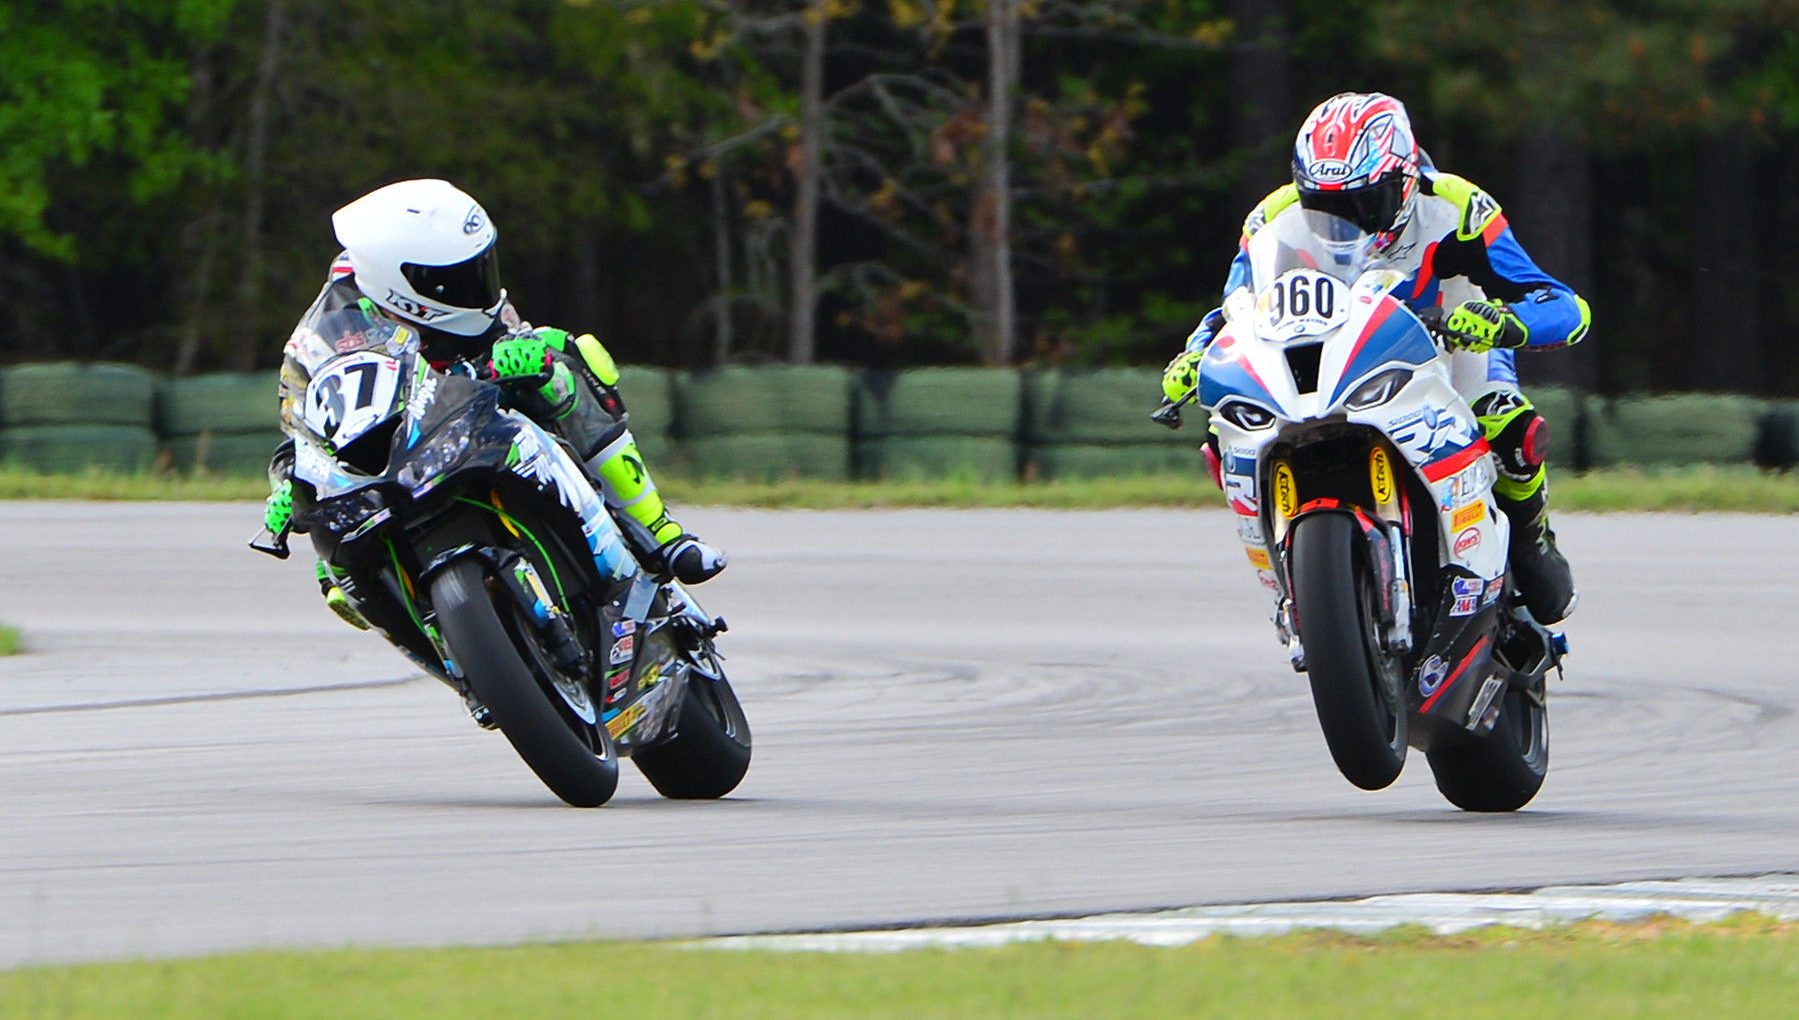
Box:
[0,624,19,656]
[1,464,1796,512]
[1,917,1795,1019]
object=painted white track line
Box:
[702,875,1799,952]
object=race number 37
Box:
[302,352,402,446]
[1257,269,1347,342]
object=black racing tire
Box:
[1291,513,1408,791]
[431,559,619,807]
[631,648,752,799]
[1426,678,1549,812]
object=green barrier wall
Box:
[0,361,1790,479]
[674,365,851,480]
[1583,393,1769,467]
[1028,368,1206,479]
[855,368,1023,481]
[617,366,674,466]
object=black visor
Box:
[401,244,502,311]
[1297,172,1405,237]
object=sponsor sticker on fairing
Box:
[1419,654,1449,697]
[1483,576,1504,606]
[608,634,634,665]
[1451,501,1484,532]
[1453,527,1481,557]
[1452,578,1483,598]
[1246,547,1271,570]
[1452,596,1479,617]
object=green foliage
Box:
[0,0,235,258]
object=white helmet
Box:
[332,179,505,338]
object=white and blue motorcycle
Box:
[1157,210,1565,811]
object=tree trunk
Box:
[1688,126,1763,393]
[1507,125,1597,393]
[1228,0,1293,216]
[711,167,735,366]
[229,0,286,371]
[787,1,825,364]
[971,0,1017,366]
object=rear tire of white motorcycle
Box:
[1291,513,1408,791]
[432,558,619,808]
[1425,681,1548,812]
[632,659,752,799]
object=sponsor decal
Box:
[463,205,487,235]
[611,620,636,639]
[1453,527,1481,557]
[608,634,634,665]
[1482,576,1504,606]
[1272,461,1299,518]
[1257,570,1280,592]
[1451,596,1478,617]
[1236,516,1264,545]
[604,702,645,739]
[1466,675,1506,728]
[1389,406,1477,461]
[1452,578,1483,598]
[1245,547,1271,570]
[1308,159,1354,183]
[606,665,630,690]
[1369,447,1395,507]
[384,290,450,321]
[405,372,437,422]
[1437,457,1497,510]
[639,662,663,689]
[1418,654,1449,697]
[1450,501,1484,532]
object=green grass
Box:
[0,624,19,656]
[2,918,1795,1019]
[1,464,1796,512]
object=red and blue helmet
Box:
[1292,93,1420,251]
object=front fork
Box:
[1269,444,1415,669]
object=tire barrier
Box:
[618,367,673,465]
[674,366,851,480]
[1,362,155,427]
[0,361,1790,479]
[0,424,160,474]
[1028,368,1206,479]
[855,368,1023,481]
[1583,393,1768,468]
[153,372,282,476]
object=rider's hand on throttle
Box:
[1436,300,1528,352]
[1161,349,1204,404]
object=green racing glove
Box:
[1438,300,1529,352]
[490,331,553,380]
[264,478,294,535]
[1162,349,1204,404]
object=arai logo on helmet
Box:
[385,290,450,321]
[1307,160,1354,183]
[463,205,486,235]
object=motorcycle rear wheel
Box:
[1425,675,1549,812]
[1291,513,1408,791]
[432,558,620,807]
[632,645,752,799]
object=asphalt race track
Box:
[2,502,1796,967]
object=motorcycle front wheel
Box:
[1290,512,1408,791]
[631,643,752,799]
[432,558,620,807]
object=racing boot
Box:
[1475,390,1576,625]
[586,431,728,585]
[316,559,371,631]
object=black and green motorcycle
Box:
[250,301,749,807]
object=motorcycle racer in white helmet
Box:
[264,179,724,630]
